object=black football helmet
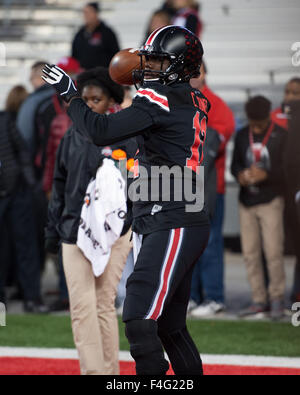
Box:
[134,25,204,86]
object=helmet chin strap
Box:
[167,73,179,83]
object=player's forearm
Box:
[68,98,153,146]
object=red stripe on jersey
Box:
[149,229,182,321]
[137,89,169,111]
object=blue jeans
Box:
[191,194,225,304]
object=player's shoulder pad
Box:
[134,82,170,113]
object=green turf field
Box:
[0,315,299,357]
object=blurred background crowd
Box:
[0,0,299,319]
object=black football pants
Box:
[123,225,210,375]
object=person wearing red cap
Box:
[189,62,235,317]
[57,57,82,78]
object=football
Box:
[109,48,143,86]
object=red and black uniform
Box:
[68,82,210,232]
[68,81,211,375]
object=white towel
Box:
[77,159,127,277]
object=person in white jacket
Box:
[45,67,136,375]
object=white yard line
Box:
[201,354,300,369]
[0,347,300,369]
[0,347,79,360]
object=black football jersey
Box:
[68,81,211,234]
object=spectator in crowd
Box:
[161,0,178,18]
[72,2,120,70]
[45,67,134,375]
[17,61,57,267]
[43,57,81,198]
[189,62,235,317]
[149,9,171,33]
[0,86,47,313]
[146,1,202,39]
[17,61,55,162]
[171,0,203,37]
[231,96,287,320]
[271,78,300,130]
[271,77,300,304]
[190,126,221,309]
[282,95,300,304]
[143,10,171,43]
[43,57,81,313]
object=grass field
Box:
[0,315,299,357]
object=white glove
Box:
[42,64,79,103]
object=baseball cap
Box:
[57,57,82,74]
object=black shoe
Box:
[49,299,69,312]
[239,303,269,318]
[270,299,285,321]
[24,300,49,314]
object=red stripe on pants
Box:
[150,229,182,321]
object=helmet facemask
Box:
[133,50,201,88]
[133,26,203,88]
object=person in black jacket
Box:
[71,2,120,70]
[17,61,57,270]
[0,86,47,313]
[283,99,300,304]
[45,67,135,375]
[231,96,287,320]
[190,126,220,309]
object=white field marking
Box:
[0,348,300,369]
[0,347,78,360]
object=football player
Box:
[43,26,210,376]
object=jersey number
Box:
[133,159,140,179]
[186,111,207,173]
